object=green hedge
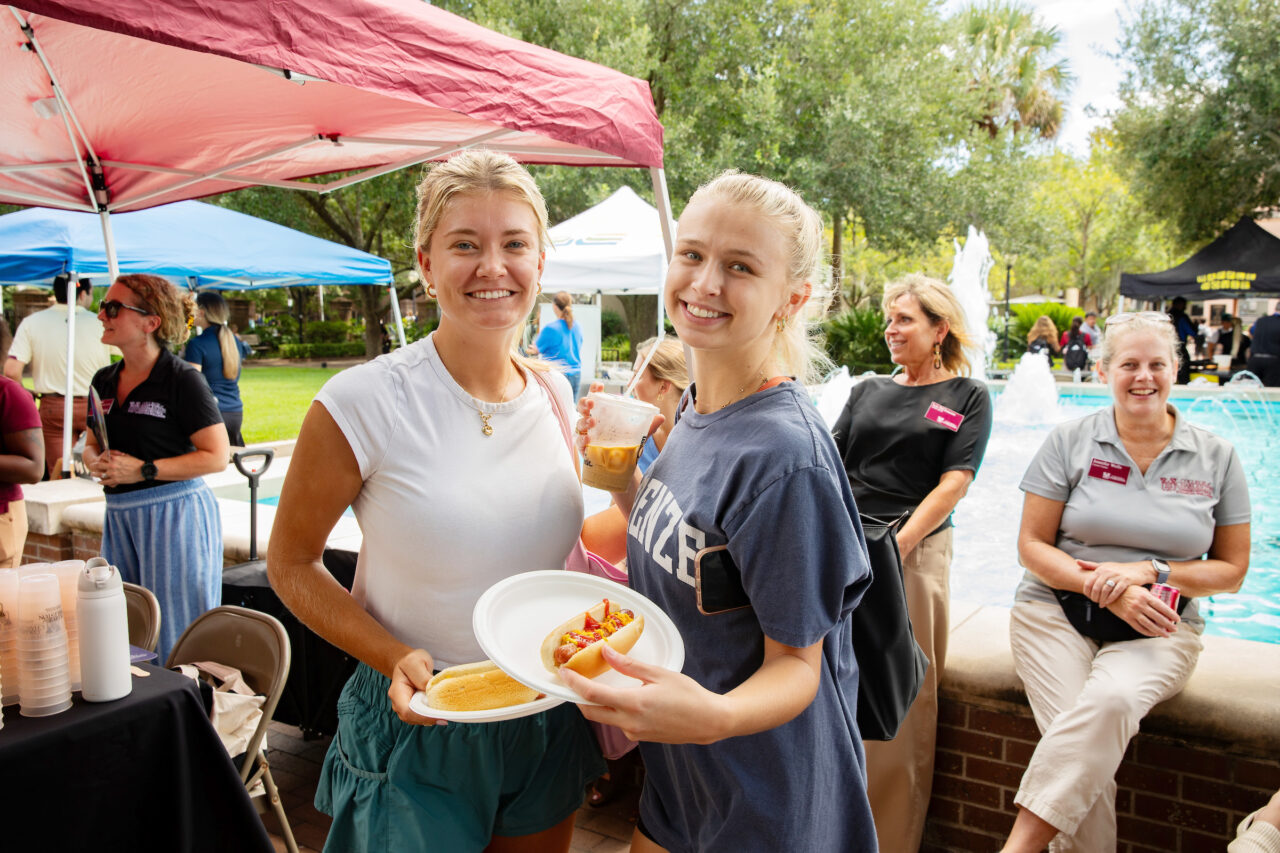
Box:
[278,342,366,358]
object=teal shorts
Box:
[315,663,605,852]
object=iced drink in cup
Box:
[581,392,659,492]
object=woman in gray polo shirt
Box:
[1001,312,1251,853]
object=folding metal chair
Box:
[122,581,161,654]
[166,605,298,853]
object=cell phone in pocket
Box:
[695,545,752,614]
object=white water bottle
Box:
[77,558,132,702]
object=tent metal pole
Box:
[649,166,685,381]
[61,272,77,478]
[388,284,407,348]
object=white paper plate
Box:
[473,570,685,705]
[407,690,563,724]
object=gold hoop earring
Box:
[776,316,787,333]
[426,283,437,300]
[933,342,943,370]
[537,282,543,296]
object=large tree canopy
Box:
[1113,0,1280,244]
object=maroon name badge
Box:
[1088,458,1131,485]
[924,401,964,432]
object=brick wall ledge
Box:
[926,603,1280,852]
[942,603,1280,754]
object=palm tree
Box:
[960,1,1073,140]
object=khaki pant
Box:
[0,501,28,568]
[39,394,88,479]
[864,527,952,853]
[1009,601,1203,852]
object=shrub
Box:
[601,333,631,363]
[601,310,627,338]
[1010,303,1085,346]
[824,308,893,373]
[278,342,366,358]
[305,319,352,343]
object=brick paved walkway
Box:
[261,721,637,852]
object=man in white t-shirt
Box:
[4,276,117,478]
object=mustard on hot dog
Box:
[540,598,645,679]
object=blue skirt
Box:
[102,479,222,663]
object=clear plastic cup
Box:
[581,392,659,491]
[19,696,72,717]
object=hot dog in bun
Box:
[424,660,542,712]
[541,598,644,678]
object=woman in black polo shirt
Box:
[83,274,230,662]
[831,273,993,852]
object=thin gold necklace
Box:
[708,367,769,411]
[471,363,518,436]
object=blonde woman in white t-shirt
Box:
[267,150,604,853]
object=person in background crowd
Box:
[568,171,876,853]
[82,274,230,663]
[1080,311,1101,348]
[5,275,117,478]
[1207,313,1251,370]
[1026,315,1060,366]
[579,335,688,809]
[0,316,12,364]
[183,291,253,446]
[529,291,584,399]
[832,274,993,852]
[1247,308,1280,386]
[268,150,603,853]
[1166,296,1197,384]
[1001,311,1250,853]
[0,375,44,567]
[1059,315,1093,349]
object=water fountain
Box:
[994,352,1059,425]
[947,226,996,379]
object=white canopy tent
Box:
[542,186,674,295]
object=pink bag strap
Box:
[530,368,580,475]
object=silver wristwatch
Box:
[1150,558,1171,585]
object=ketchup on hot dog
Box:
[553,598,637,666]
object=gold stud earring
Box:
[427,283,436,299]
[933,342,943,370]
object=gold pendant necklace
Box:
[714,369,769,411]
[472,363,517,436]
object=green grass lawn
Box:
[240,365,346,443]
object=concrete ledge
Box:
[941,605,1280,754]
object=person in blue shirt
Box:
[1167,296,1198,384]
[183,291,252,446]
[531,291,584,398]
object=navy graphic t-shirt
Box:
[91,348,224,494]
[627,381,876,853]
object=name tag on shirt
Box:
[1088,458,1131,485]
[924,401,964,432]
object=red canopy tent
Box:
[1,0,670,472]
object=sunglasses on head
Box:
[1105,311,1170,327]
[99,300,151,319]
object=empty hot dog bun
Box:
[541,598,645,679]
[424,660,541,712]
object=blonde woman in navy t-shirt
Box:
[831,273,993,852]
[567,172,876,853]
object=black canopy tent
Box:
[1120,217,1280,299]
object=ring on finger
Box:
[1104,579,1117,587]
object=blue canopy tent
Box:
[0,200,396,472]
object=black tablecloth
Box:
[0,663,274,853]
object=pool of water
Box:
[585,390,1279,645]
[952,392,1279,645]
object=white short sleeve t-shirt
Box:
[315,335,583,669]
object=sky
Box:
[943,0,1130,154]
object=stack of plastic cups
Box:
[15,573,73,717]
[50,560,86,691]
[0,569,18,709]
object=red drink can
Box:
[1151,583,1180,610]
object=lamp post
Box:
[1003,258,1013,362]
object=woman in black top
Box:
[83,274,229,662]
[831,273,993,853]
